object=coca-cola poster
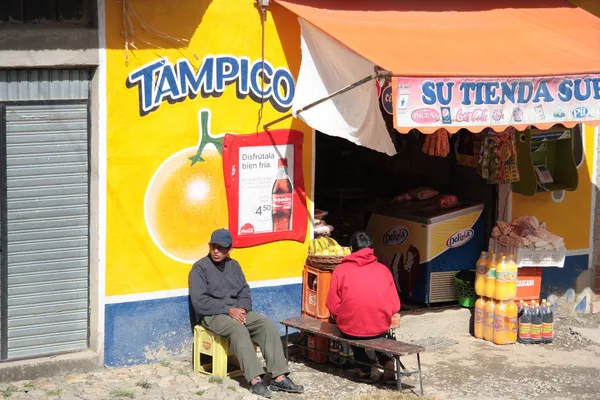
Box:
[392,74,600,134]
[222,130,307,248]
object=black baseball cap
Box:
[209,229,233,248]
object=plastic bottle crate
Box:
[300,330,330,364]
[515,267,542,302]
[301,311,329,322]
[489,238,565,268]
[302,265,332,319]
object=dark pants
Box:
[202,312,289,382]
[340,331,393,374]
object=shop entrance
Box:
[313,129,498,305]
[0,69,91,361]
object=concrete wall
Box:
[0,27,98,68]
[0,18,103,378]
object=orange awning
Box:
[275,0,600,134]
[275,0,600,77]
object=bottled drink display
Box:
[474,296,486,339]
[340,343,354,359]
[494,256,509,300]
[483,298,496,342]
[471,250,554,346]
[329,341,353,364]
[485,254,497,299]
[495,256,517,301]
[541,299,554,344]
[329,341,341,364]
[518,302,532,344]
[475,251,488,296]
[517,300,524,317]
[329,340,340,363]
[506,256,518,298]
[530,301,543,344]
[513,299,555,345]
[271,158,293,231]
[493,301,508,345]
[506,300,518,344]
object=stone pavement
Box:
[0,357,407,400]
[2,311,600,399]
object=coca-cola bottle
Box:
[272,158,293,231]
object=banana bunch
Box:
[308,237,351,257]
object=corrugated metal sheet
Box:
[0,70,89,101]
[5,103,89,359]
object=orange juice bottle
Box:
[483,298,496,342]
[506,300,518,344]
[474,296,486,339]
[495,256,510,300]
[485,253,497,299]
[493,301,508,345]
[475,252,488,296]
[506,255,518,299]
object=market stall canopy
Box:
[275,0,600,136]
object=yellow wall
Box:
[105,0,311,296]
[512,125,595,250]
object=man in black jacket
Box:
[189,229,303,399]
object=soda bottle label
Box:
[476,264,488,274]
[494,315,505,331]
[487,269,496,278]
[508,317,518,334]
[475,308,483,323]
[542,323,553,339]
[330,341,339,353]
[519,323,531,338]
[496,270,511,283]
[531,324,542,339]
[484,313,494,328]
[272,193,293,211]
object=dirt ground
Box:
[283,311,600,400]
[0,311,598,400]
[414,313,600,400]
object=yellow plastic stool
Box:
[193,325,243,378]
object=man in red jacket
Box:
[326,231,400,381]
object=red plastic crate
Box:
[302,265,333,319]
[299,312,330,363]
[515,267,542,302]
[300,330,329,364]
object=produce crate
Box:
[489,238,565,268]
[302,265,333,319]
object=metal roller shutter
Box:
[0,69,90,360]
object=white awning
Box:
[291,19,396,155]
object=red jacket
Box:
[326,248,401,337]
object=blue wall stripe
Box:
[105,254,589,367]
[104,284,301,367]
[540,254,588,299]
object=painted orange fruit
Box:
[145,144,228,263]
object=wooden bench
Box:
[280,315,425,395]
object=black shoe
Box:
[270,376,304,393]
[250,380,272,398]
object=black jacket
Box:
[189,256,252,320]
